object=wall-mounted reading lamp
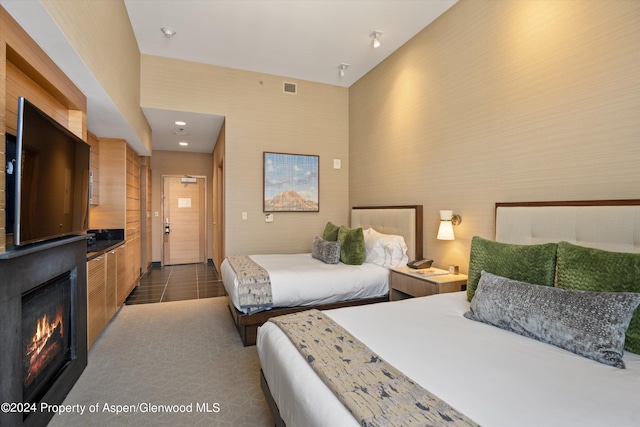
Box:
[437,210,461,240]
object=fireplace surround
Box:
[0,236,87,427]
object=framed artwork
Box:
[263,152,319,212]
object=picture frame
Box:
[263,152,319,212]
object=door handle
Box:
[165,218,170,234]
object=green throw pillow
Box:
[467,236,557,302]
[557,241,640,355]
[337,226,365,265]
[323,221,340,242]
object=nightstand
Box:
[390,267,467,301]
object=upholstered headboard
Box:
[495,200,640,253]
[351,205,423,261]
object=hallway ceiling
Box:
[1,0,457,155]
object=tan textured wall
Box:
[150,151,214,262]
[350,0,640,271]
[42,0,152,154]
[141,55,350,256]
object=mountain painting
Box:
[264,152,319,212]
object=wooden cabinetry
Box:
[106,249,117,319]
[126,144,141,281]
[126,237,140,299]
[87,256,107,349]
[91,138,126,229]
[390,268,467,301]
[116,244,128,307]
[87,247,120,349]
[90,138,141,302]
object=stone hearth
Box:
[0,236,87,427]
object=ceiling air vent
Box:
[283,82,297,94]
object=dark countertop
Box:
[86,229,125,261]
[86,239,125,261]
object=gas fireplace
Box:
[0,236,87,427]
[22,271,75,407]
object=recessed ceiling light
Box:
[179,142,188,146]
[175,120,186,126]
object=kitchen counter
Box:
[86,228,125,261]
[86,239,124,260]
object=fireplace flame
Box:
[26,310,64,359]
[24,307,65,388]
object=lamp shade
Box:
[437,210,455,240]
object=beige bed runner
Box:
[226,255,273,314]
[269,309,479,427]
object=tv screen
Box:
[14,97,90,246]
[5,133,16,235]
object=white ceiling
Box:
[1,0,457,154]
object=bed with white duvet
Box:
[258,291,640,427]
[223,205,424,346]
[221,253,389,313]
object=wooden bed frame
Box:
[226,205,423,346]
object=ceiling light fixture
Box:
[370,31,383,48]
[338,63,349,77]
[179,141,188,146]
[175,120,186,126]
[161,27,177,38]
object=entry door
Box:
[163,176,206,265]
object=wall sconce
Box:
[437,210,461,240]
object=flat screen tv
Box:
[13,97,90,246]
[5,132,16,235]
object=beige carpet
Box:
[48,297,272,426]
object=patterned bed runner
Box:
[226,255,273,314]
[270,309,479,427]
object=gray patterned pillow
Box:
[464,271,640,368]
[311,236,340,264]
[556,241,640,355]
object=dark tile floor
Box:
[125,262,226,305]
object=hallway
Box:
[126,262,225,304]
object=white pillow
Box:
[363,228,409,268]
[363,228,388,266]
[384,239,409,267]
